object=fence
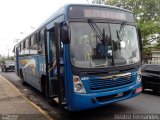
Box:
[142,57,160,64]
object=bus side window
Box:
[25,38,30,55]
[24,40,26,55]
[38,29,45,54]
[50,31,56,61]
[30,35,38,54]
[21,41,25,55]
[18,44,21,55]
[20,43,22,55]
[28,37,31,54]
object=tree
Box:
[94,0,160,53]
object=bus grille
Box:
[89,74,133,91]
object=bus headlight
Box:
[73,76,86,93]
[136,68,142,83]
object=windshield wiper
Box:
[88,19,108,59]
[119,22,127,32]
[117,22,127,41]
[88,19,103,40]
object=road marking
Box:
[0,75,53,120]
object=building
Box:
[92,0,105,4]
[151,50,160,64]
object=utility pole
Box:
[30,26,35,29]
[20,32,26,34]
[13,38,20,43]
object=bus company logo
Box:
[112,76,118,81]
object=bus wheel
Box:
[20,71,26,85]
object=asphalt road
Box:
[0,71,160,120]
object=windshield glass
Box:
[110,24,140,65]
[70,22,140,68]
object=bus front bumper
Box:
[67,82,142,111]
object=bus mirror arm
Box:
[60,26,70,44]
[138,28,142,51]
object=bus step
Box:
[50,95,58,98]
[53,97,59,102]
[49,77,57,81]
[53,97,67,106]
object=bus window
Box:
[24,39,30,55]
[110,24,140,64]
[70,22,112,68]
[30,35,38,54]
[20,42,24,55]
[26,39,29,49]
[50,31,56,61]
[24,40,27,55]
[38,29,45,54]
[18,44,21,55]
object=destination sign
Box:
[68,6,134,22]
[84,9,126,20]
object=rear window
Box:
[5,60,15,65]
[145,65,160,74]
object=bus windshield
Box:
[70,22,140,68]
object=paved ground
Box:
[0,75,49,120]
[1,72,160,120]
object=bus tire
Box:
[20,70,26,85]
[41,75,49,97]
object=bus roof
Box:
[41,4,132,28]
[14,3,133,47]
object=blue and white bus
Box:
[14,4,142,111]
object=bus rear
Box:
[61,4,142,111]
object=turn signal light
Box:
[74,76,79,83]
[134,87,142,94]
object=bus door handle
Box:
[48,61,56,72]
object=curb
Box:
[0,75,53,120]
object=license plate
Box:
[116,92,123,97]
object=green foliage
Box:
[106,0,160,53]
[0,55,14,62]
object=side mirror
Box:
[60,26,70,44]
[138,28,142,51]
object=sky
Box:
[0,0,90,57]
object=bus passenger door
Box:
[45,23,66,106]
[54,23,66,106]
[45,29,58,97]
